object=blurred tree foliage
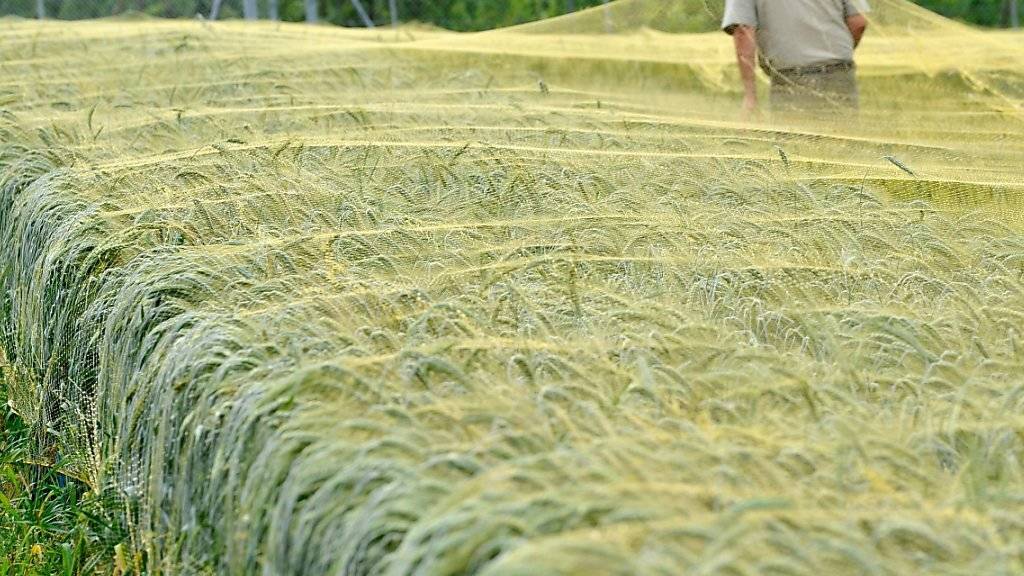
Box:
[0,0,1019,32]
[916,0,1013,25]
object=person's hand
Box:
[740,93,759,121]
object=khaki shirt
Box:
[722,0,870,70]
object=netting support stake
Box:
[389,0,398,28]
[269,0,280,21]
[351,0,375,28]
[243,0,258,20]
[602,0,613,33]
[210,0,223,20]
[35,0,45,19]
[306,0,318,24]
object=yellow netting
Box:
[1,1,1023,573]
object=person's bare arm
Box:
[847,14,868,48]
[731,25,758,115]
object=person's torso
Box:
[754,0,855,70]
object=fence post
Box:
[269,0,280,21]
[35,0,45,19]
[389,0,398,28]
[305,0,318,23]
[243,0,258,20]
[351,0,375,27]
[210,0,223,19]
[1012,0,1021,28]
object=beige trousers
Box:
[769,66,859,114]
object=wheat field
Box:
[2,0,1024,573]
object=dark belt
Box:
[771,60,854,77]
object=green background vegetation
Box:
[0,0,1020,28]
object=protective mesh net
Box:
[1,1,1024,573]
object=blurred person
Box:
[722,0,870,117]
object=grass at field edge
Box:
[0,392,124,576]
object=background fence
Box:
[1,0,1021,29]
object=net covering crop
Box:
[1,1,1024,573]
